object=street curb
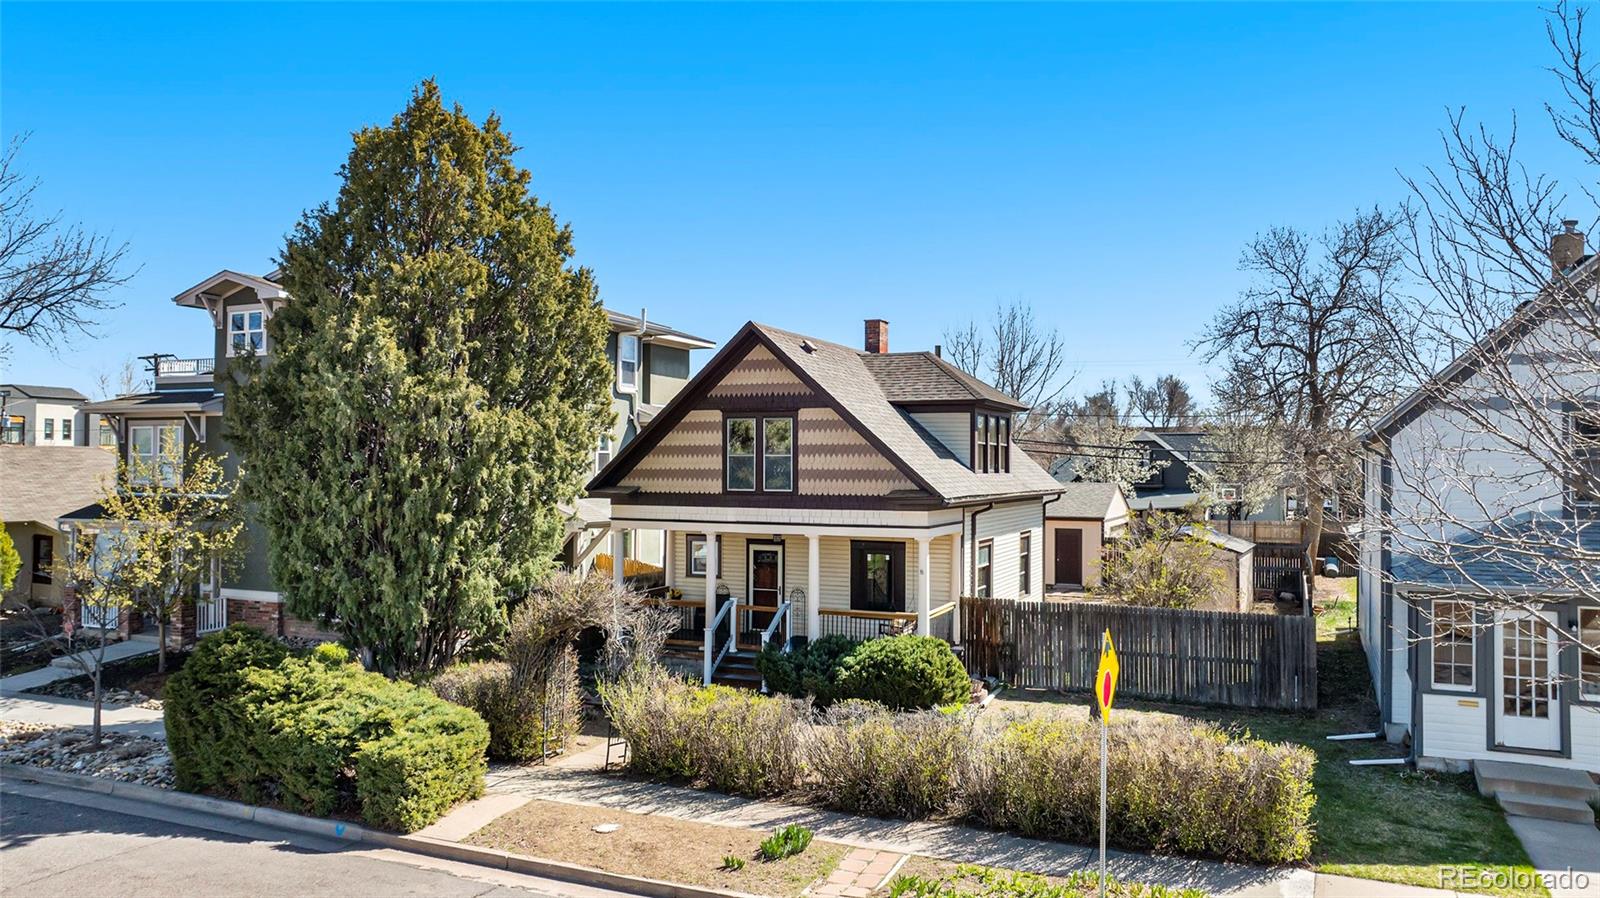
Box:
[0,763,759,898]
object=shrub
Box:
[834,636,970,710]
[756,634,858,706]
[430,652,581,762]
[965,714,1315,864]
[1095,512,1231,609]
[759,824,813,861]
[805,701,975,819]
[889,864,1207,898]
[599,666,804,796]
[165,627,489,831]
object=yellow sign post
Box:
[1095,629,1119,890]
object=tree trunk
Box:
[1302,481,1326,612]
[157,614,168,674]
[91,634,105,747]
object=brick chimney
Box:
[864,319,889,354]
[1550,219,1586,276]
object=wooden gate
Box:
[961,597,1317,710]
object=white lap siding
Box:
[971,500,1044,600]
[1420,694,1600,773]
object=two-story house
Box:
[587,318,1063,684]
[1124,429,1289,521]
[61,267,710,642]
[1360,231,1600,783]
[0,384,89,446]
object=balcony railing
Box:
[156,357,215,378]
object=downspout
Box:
[627,308,649,430]
[966,502,994,595]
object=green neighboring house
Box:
[59,267,712,643]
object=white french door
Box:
[1495,610,1561,751]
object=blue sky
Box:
[0,2,1576,401]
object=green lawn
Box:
[990,579,1546,898]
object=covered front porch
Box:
[603,511,964,684]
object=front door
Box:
[745,543,784,646]
[1053,529,1083,586]
[1495,610,1561,752]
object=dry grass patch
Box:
[466,798,843,897]
[890,858,1207,898]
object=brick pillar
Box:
[60,585,79,638]
[171,599,198,647]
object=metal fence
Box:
[961,597,1318,710]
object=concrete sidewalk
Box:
[478,760,1459,898]
[1506,817,1600,898]
[0,692,165,739]
[0,638,155,693]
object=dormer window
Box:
[229,308,265,356]
[618,334,640,393]
[971,412,1011,473]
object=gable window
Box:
[62,418,72,442]
[763,418,793,491]
[229,307,266,356]
[1572,409,1600,517]
[975,540,993,598]
[595,433,613,474]
[43,419,54,440]
[850,540,905,612]
[1581,608,1600,701]
[618,334,640,393]
[724,415,794,493]
[129,423,182,486]
[1431,600,1475,691]
[1018,531,1032,596]
[726,417,756,490]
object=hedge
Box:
[165,625,489,831]
[602,666,1316,864]
[429,653,581,762]
[759,634,969,710]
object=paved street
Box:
[0,784,639,898]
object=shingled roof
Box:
[1,384,88,402]
[0,446,116,528]
[592,321,1064,506]
[1391,513,1600,592]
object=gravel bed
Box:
[0,720,173,788]
[22,680,162,710]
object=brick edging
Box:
[0,764,757,898]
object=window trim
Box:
[617,333,641,394]
[762,416,794,492]
[849,540,906,612]
[725,416,757,492]
[686,534,712,577]
[43,418,54,441]
[975,539,994,598]
[128,422,183,487]
[1430,600,1476,693]
[1018,531,1032,596]
[31,534,52,585]
[1568,406,1600,519]
[226,304,267,358]
[61,418,72,442]
[595,432,614,474]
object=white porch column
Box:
[703,530,719,685]
[610,528,627,590]
[807,533,821,641]
[663,529,675,589]
[916,537,932,636]
[950,533,963,646]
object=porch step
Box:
[1496,793,1598,825]
[1475,760,1599,826]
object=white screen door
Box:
[1495,610,1560,751]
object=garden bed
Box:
[21,647,188,709]
[0,720,172,788]
[890,859,1206,898]
[466,798,846,898]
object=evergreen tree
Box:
[228,82,613,674]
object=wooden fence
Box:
[1252,545,1306,601]
[1209,519,1304,546]
[960,597,1318,710]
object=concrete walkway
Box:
[0,638,155,694]
[477,760,1460,898]
[0,693,165,739]
[1506,817,1600,898]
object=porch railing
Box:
[816,601,958,643]
[757,600,793,693]
[705,598,736,685]
[155,357,215,378]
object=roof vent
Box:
[800,340,817,354]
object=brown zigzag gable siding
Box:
[706,344,814,399]
[619,409,721,494]
[798,408,915,496]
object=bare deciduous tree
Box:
[1126,374,1199,428]
[1198,207,1409,573]
[942,299,1072,430]
[0,137,132,359]
[1191,415,1289,521]
[1382,1,1600,671]
[1025,381,1167,496]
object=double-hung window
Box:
[971,413,1011,473]
[62,418,72,442]
[1572,409,1600,517]
[1431,601,1475,691]
[229,307,265,356]
[43,419,54,440]
[1018,532,1032,596]
[595,433,613,474]
[129,423,183,486]
[975,540,993,598]
[725,415,794,493]
[617,334,640,393]
[97,418,116,448]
